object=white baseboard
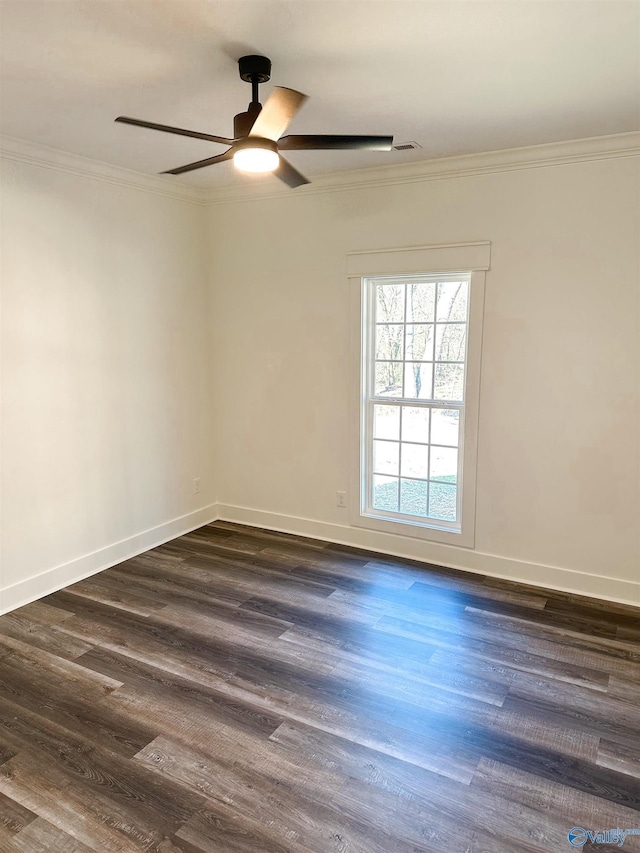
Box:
[0,504,219,615]
[3,502,637,614]
[216,503,640,608]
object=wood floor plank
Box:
[607,675,640,704]
[175,810,310,853]
[104,648,481,784]
[106,564,256,613]
[91,630,481,784]
[0,790,37,838]
[374,613,612,689]
[409,573,548,607]
[0,742,17,767]
[138,736,438,853]
[0,611,93,661]
[279,623,442,685]
[471,758,640,852]
[136,736,343,853]
[0,702,205,852]
[464,606,640,677]
[77,645,284,739]
[139,714,450,851]
[206,521,328,552]
[12,600,76,625]
[63,577,169,618]
[0,634,122,695]
[0,663,157,760]
[268,720,546,851]
[507,671,640,745]
[8,818,99,853]
[182,553,338,600]
[385,577,550,615]
[384,603,627,676]
[0,521,637,851]
[111,556,333,624]
[0,757,143,852]
[157,534,263,561]
[328,652,510,707]
[597,738,640,780]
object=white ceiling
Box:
[1,1,639,188]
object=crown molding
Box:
[0,135,207,205]
[2,131,638,209]
[202,131,640,206]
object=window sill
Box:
[352,509,475,549]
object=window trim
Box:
[348,243,489,549]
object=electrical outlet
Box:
[336,491,347,508]
[193,477,201,495]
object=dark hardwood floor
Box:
[0,522,639,852]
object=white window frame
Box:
[348,242,489,549]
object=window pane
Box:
[430,446,458,483]
[376,284,405,323]
[401,443,429,479]
[403,362,433,400]
[431,409,459,447]
[375,363,403,397]
[435,323,466,362]
[428,482,457,521]
[373,475,398,511]
[373,405,400,440]
[436,281,468,322]
[373,440,399,475]
[376,324,403,361]
[400,478,428,516]
[434,363,464,401]
[402,406,429,443]
[365,273,472,532]
[406,282,435,322]
[405,324,434,361]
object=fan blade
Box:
[249,87,307,141]
[162,149,233,175]
[278,134,394,151]
[116,116,233,146]
[274,155,310,189]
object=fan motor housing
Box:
[233,136,278,154]
[238,55,271,84]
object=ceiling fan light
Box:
[233,145,279,173]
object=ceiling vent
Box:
[393,141,422,151]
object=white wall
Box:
[1,158,216,611]
[2,143,638,611]
[206,154,640,604]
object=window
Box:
[348,243,488,548]
[366,273,469,529]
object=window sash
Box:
[364,402,465,530]
[363,272,471,531]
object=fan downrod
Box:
[235,55,272,138]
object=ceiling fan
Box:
[115,55,393,188]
